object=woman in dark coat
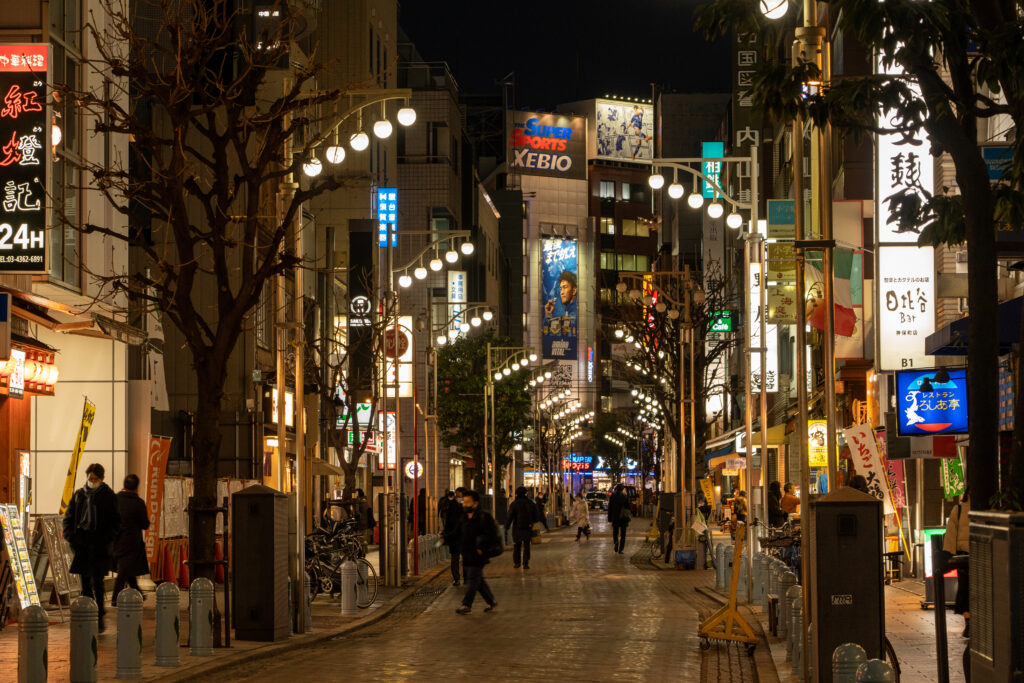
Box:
[112,473,150,605]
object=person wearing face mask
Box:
[63,463,121,632]
[441,487,466,586]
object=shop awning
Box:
[926,296,1022,356]
[705,443,735,468]
[705,426,746,452]
[743,423,789,448]
[708,454,746,470]
[311,458,344,476]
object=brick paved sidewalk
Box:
[0,561,446,683]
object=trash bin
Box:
[232,485,290,641]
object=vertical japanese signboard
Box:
[0,45,48,273]
[842,425,894,515]
[878,247,934,370]
[701,141,724,198]
[447,270,466,334]
[541,238,578,360]
[376,187,397,247]
[0,503,40,608]
[749,264,778,393]
[876,49,935,369]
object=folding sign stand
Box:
[698,522,759,654]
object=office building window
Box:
[50,0,83,288]
[599,180,615,199]
[620,219,650,237]
[601,395,613,413]
[599,217,615,235]
[620,183,630,201]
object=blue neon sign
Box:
[376,188,397,247]
[896,368,968,436]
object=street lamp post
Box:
[486,345,538,517]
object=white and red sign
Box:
[842,424,894,515]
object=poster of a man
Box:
[541,239,579,360]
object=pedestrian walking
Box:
[943,487,971,637]
[608,483,631,554]
[570,495,591,541]
[506,486,538,569]
[767,481,787,527]
[441,488,465,586]
[63,463,121,632]
[438,489,453,527]
[455,490,498,614]
[733,490,748,524]
[112,474,150,606]
[535,493,550,531]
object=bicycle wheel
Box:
[307,566,322,602]
[354,557,378,608]
[883,636,901,682]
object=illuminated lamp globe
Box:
[429,258,443,272]
[512,362,520,372]
[482,310,494,321]
[631,389,638,396]
[544,371,552,379]
[494,372,502,381]
[529,380,536,387]
[302,157,322,177]
[436,335,447,346]
[373,119,393,139]
[460,322,471,333]
[397,107,417,126]
[349,131,370,151]
[614,328,624,339]
[503,367,511,376]
[413,266,428,280]
[667,309,680,319]
[667,183,684,199]
[448,329,459,339]
[445,250,459,264]
[760,0,789,20]
[536,375,545,383]
[398,274,413,288]
[726,211,743,229]
[529,353,538,362]
[470,316,482,327]
[687,191,705,209]
[51,123,62,147]
[325,145,346,164]
[633,341,641,349]
[707,201,724,219]
[460,241,475,255]
[648,173,665,190]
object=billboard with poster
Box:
[541,238,578,360]
[595,100,653,162]
[508,110,586,180]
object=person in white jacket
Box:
[942,488,971,637]
[571,495,591,542]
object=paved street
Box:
[201,519,753,683]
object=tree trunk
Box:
[962,166,1000,509]
[189,361,228,583]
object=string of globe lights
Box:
[492,350,540,382]
[645,157,753,230]
[396,234,476,289]
[527,369,554,388]
[631,388,665,429]
[433,305,494,346]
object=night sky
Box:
[398,0,731,110]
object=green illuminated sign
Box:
[710,310,733,333]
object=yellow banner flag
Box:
[700,479,717,511]
[58,398,97,515]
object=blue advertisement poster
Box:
[541,238,578,360]
[896,368,969,436]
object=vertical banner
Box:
[447,270,467,334]
[842,424,894,515]
[877,428,907,509]
[58,398,97,515]
[144,436,172,568]
[940,448,966,498]
[0,44,49,274]
[541,238,578,360]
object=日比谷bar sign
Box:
[507,110,586,180]
[0,44,48,273]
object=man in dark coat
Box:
[455,490,498,614]
[441,487,465,586]
[608,484,631,554]
[63,462,121,631]
[506,486,538,570]
[112,473,150,605]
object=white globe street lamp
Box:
[667,182,684,199]
[397,107,417,126]
[482,311,494,321]
[727,211,744,229]
[707,201,724,219]
[760,0,789,20]
[445,250,459,264]
[349,131,370,151]
[460,241,475,255]
[325,145,346,164]
[648,173,665,190]
[373,119,393,139]
[413,266,428,280]
[429,258,443,271]
[398,274,412,288]
[302,157,322,177]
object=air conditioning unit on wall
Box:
[955,251,968,274]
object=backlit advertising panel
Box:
[541,238,578,360]
[595,100,653,162]
[0,44,48,273]
[896,368,968,436]
[878,246,934,370]
[508,111,586,180]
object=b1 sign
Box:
[896,368,968,436]
[0,44,48,273]
[877,246,935,371]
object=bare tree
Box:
[63,0,364,580]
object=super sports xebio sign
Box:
[508,111,586,180]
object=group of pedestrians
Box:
[62,463,151,632]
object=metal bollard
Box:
[724,546,735,591]
[834,642,867,683]
[737,551,749,600]
[155,582,180,667]
[116,588,144,679]
[18,604,48,683]
[855,659,895,682]
[778,571,797,638]
[785,584,802,659]
[339,560,358,616]
[791,596,804,675]
[70,596,98,683]
[715,544,726,589]
[751,554,763,605]
[758,555,771,605]
[189,577,215,657]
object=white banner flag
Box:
[842,424,894,515]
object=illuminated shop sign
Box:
[376,187,397,247]
[508,111,586,180]
[896,368,968,436]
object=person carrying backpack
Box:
[506,486,538,569]
[455,490,499,614]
